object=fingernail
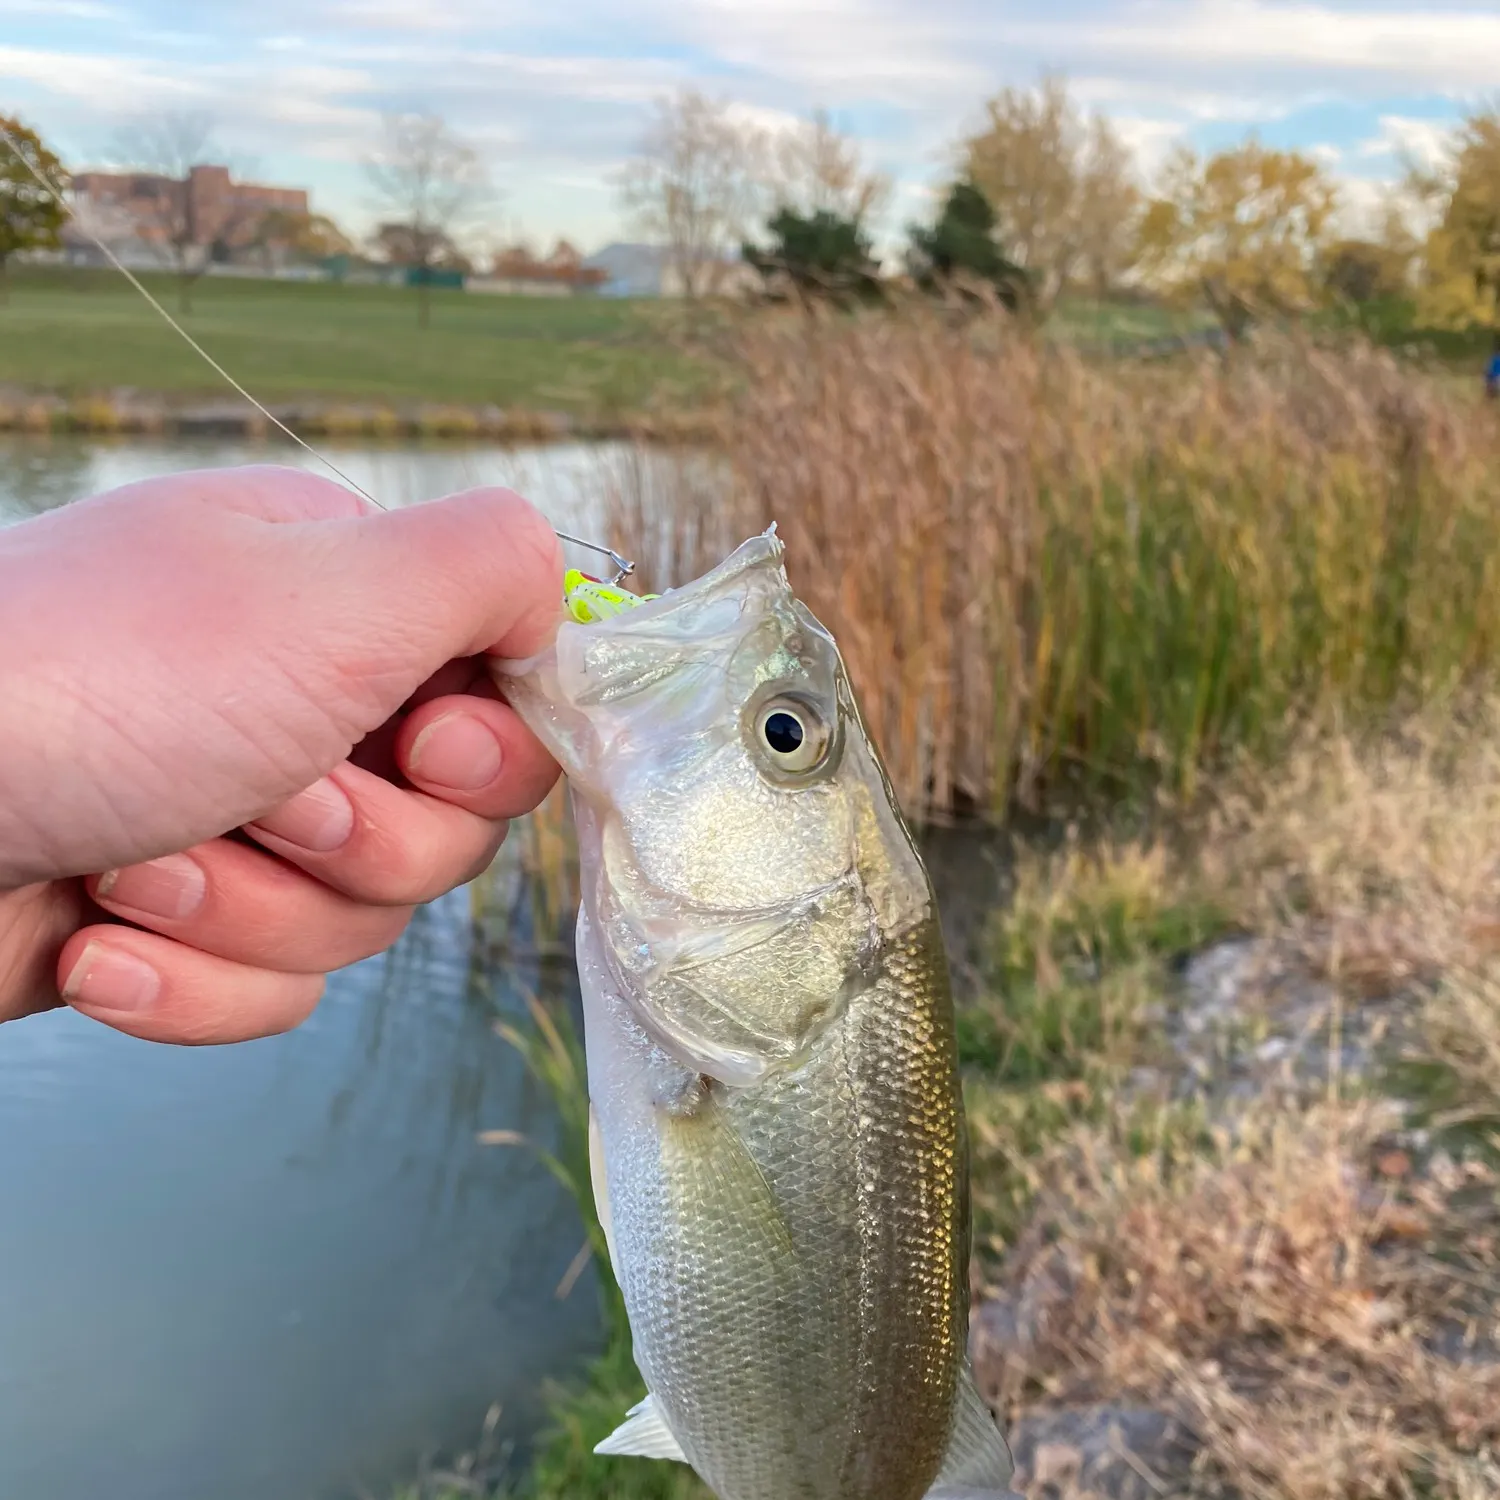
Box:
[248,775,355,852]
[95,853,206,921]
[408,712,503,791]
[61,942,160,1014]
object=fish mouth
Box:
[604,526,786,630]
[492,526,797,723]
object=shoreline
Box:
[0,390,713,445]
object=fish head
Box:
[498,529,933,1087]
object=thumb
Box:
[312,484,568,670]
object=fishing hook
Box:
[553,531,636,585]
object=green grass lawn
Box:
[4,267,1482,423]
[0,267,695,416]
[1047,294,1217,345]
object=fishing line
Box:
[0,124,637,581]
[0,120,384,508]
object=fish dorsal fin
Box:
[587,1102,621,1281]
[924,1364,1017,1499]
[594,1394,689,1463]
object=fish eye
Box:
[764,712,803,754]
[754,698,829,774]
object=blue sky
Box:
[1,0,1492,253]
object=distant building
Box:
[469,239,608,296]
[582,242,668,297]
[64,165,310,269]
[581,241,758,299]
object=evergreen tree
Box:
[907,180,1026,308]
[743,206,885,307]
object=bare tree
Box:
[109,111,259,313]
[364,111,490,327]
[1076,114,1142,300]
[772,108,891,228]
[618,88,769,299]
[963,75,1142,314]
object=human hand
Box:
[0,465,565,1043]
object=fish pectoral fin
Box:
[587,1102,621,1281]
[663,1090,797,1266]
[923,1364,1017,1500]
[594,1394,689,1464]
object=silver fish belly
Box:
[499,530,1014,1500]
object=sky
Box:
[0,0,1493,256]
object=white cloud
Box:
[0,0,120,15]
[0,45,203,109]
[1110,115,1190,176]
[1069,75,1300,124]
[1329,171,1388,235]
[634,0,989,106]
[723,101,809,137]
[308,0,536,28]
[1358,114,1454,171]
[1014,1,1500,95]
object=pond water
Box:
[0,432,649,530]
[0,435,1010,1500]
[0,435,649,1500]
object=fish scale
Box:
[498,530,1016,1500]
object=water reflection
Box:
[0,439,613,1500]
[0,430,698,543]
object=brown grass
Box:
[979,1102,1500,1499]
[605,308,1500,824]
[964,708,1500,1498]
[1199,708,1500,1154]
[1205,706,1500,988]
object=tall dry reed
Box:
[605,309,1500,822]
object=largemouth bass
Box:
[498,530,1015,1500]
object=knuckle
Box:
[460,825,508,886]
[508,496,567,577]
[246,465,366,515]
[353,829,460,907]
[170,969,323,1045]
[170,989,246,1046]
[334,907,413,964]
[478,489,566,595]
[282,974,327,1029]
[406,824,505,904]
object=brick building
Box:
[67,164,309,263]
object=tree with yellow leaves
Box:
[0,115,68,304]
[961,75,1140,314]
[1411,110,1500,331]
[1137,139,1339,339]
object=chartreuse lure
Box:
[564,567,660,623]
